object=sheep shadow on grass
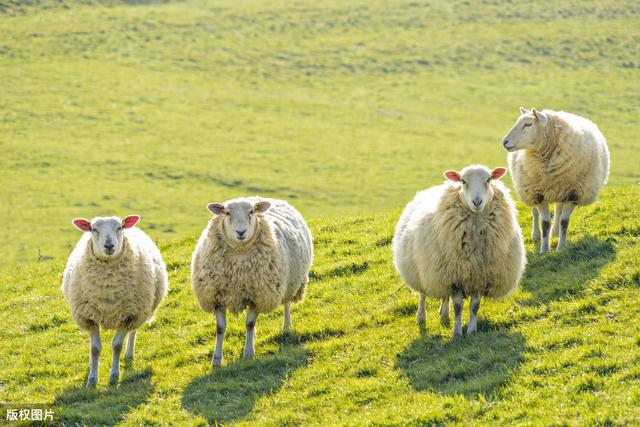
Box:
[397,322,526,397]
[519,235,616,306]
[54,365,154,426]
[181,334,310,425]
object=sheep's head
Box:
[502,106,549,151]
[444,165,507,213]
[207,199,270,245]
[72,215,140,259]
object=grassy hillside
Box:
[1,0,639,265]
[1,187,639,425]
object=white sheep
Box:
[61,215,168,387]
[503,107,610,253]
[393,165,526,337]
[191,197,313,366]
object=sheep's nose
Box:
[236,229,246,238]
[503,139,510,147]
[473,198,482,208]
[104,242,115,250]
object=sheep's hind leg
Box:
[243,308,258,359]
[124,330,137,360]
[536,202,551,253]
[551,203,564,238]
[283,301,292,332]
[87,327,101,387]
[212,307,226,367]
[453,292,464,338]
[439,296,450,325]
[109,329,126,384]
[416,293,426,325]
[557,203,576,250]
[531,208,541,242]
[467,294,480,334]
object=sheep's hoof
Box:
[416,315,426,326]
[109,372,119,384]
[243,350,255,359]
[211,356,223,368]
[453,329,463,339]
[532,233,541,243]
[539,245,550,254]
[124,354,134,361]
[467,327,477,335]
[86,377,97,388]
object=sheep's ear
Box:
[72,218,92,232]
[207,203,225,215]
[490,167,508,180]
[444,170,461,182]
[519,106,529,115]
[254,201,271,213]
[532,108,548,125]
[122,215,140,229]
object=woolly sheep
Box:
[191,197,313,366]
[61,215,168,387]
[503,107,610,253]
[393,165,526,337]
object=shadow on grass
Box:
[397,323,525,396]
[181,334,309,425]
[54,364,153,426]
[520,236,616,305]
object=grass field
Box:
[1,0,639,425]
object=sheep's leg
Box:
[467,294,481,334]
[87,327,101,387]
[124,330,136,360]
[551,203,564,238]
[212,307,226,367]
[439,296,450,324]
[557,203,576,250]
[243,308,258,359]
[109,329,126,384]
[536,202,551,253]
[453,292,463,338]
[283,301,292,332]
[531,207,541,242]
[416,292,426,325]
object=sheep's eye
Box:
[486,178,491,183]
[225,212,230,216]
[523,123,532,128]
[117,226,123,231]
[460,180,466,185]
[249,210,254,215]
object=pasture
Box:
[0,0,639,425]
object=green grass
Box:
[1,0,639,424]
[1,187,639,425]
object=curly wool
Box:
[61,228,168,331]
[393,181,526,299]
[191,199,313,315]
[508,110,610,207]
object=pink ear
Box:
[122,215,140,229]
[444,170,461,182]
[254,201,271,213]
[207,203,225,215]
[491,167,508,180]
[72,218,92,232]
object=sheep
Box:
[191,197,313,366]
[61,215,168,387]
[393,165,526,337]
[503,107,610,253]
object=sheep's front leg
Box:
[212,307,226,367]
[109,329,126,384]
[87,327,101,387]
[467,294,480,334]
[243,308,258,359]
[557,203,576,250]
[283,301,292,332]
[453,292,463,338]
[536,202,551,253]
[551,203,564,238]
[531,207,541,242]
[416,293,426,325]
[439,296,450,324]
[124,330,137,360]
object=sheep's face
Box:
[72,215,140,259]
[444,165,507,213]
[208,199,271,245]
[502,107,549,151]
